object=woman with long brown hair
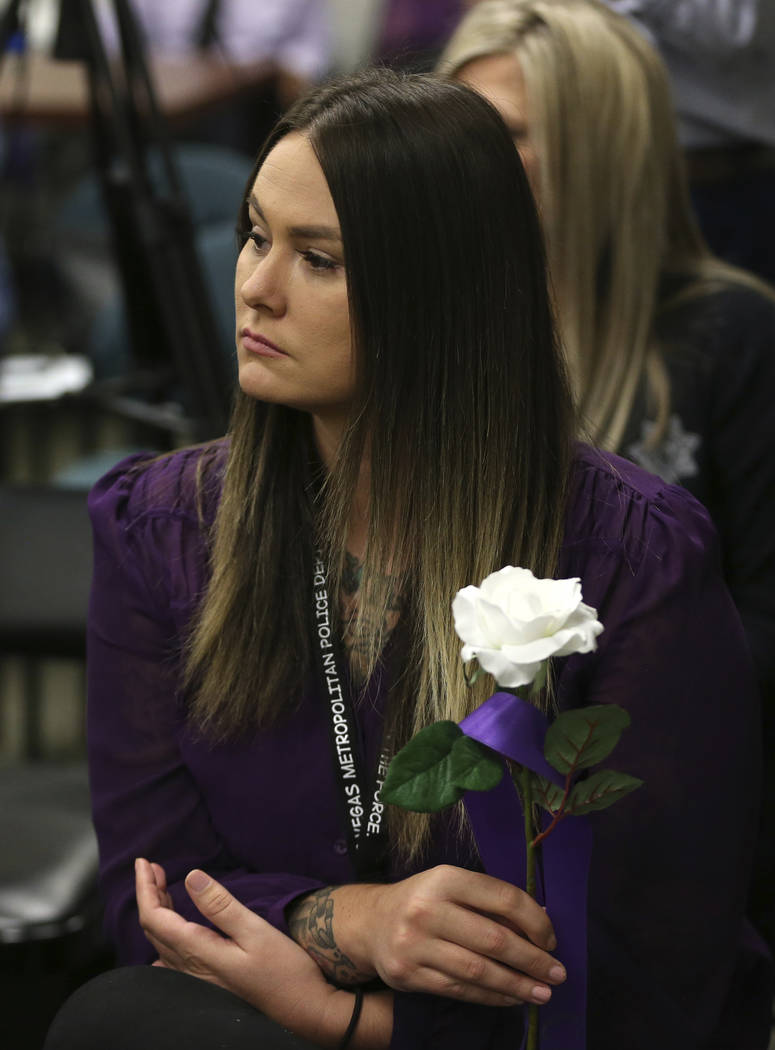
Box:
[45,67,767,1050]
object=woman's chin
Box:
[237,365,287,406]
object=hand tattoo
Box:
[287,888,372,986]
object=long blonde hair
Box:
[440,0,771,450]
[184,69,575,860]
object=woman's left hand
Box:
[134,858,357,1046]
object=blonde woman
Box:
[441,0,775,953]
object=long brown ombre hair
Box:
[440,0,774,451]
[185,68,575,857]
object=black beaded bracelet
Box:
[338,987,364,1050]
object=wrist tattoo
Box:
[288,888,372,986]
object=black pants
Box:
[43,966,322,1050]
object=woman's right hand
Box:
[289,865,566,1007]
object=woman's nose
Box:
[239,252,286,315]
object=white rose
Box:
[452,566,604,689]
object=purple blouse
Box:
[87,441,772,1049]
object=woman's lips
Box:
[241,329,287,358]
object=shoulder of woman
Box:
[659,277,775,359]
[88,440,229,538]
[87,440,229,613]
[564,444,719,581]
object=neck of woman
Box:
[311,413,344,474]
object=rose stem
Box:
[531,770,573,847]
[519,766,537,898]
[519,765,539,1050]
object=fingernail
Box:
[532,986,551,1003]
[187,870,211,893]
[549,965,566,982]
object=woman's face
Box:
[235,132,353,430]
[456,52,539,191]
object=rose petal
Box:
[516,579,581,625]
[506,610,565,642]
[475,598,526,648]
[474,646,542,688]
[454,589,525,647]
[501,635,569,664]
[452,588,488,647]
[551,620,604,656]
[480,566,534,605]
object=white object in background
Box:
[0,0,60,53]
[0,354,93,402]
[325,0,386,71]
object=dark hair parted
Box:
[186,67,574,854]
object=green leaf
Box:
[448,735,503,793]
[566,769,644,815]
[382,721,465,813]
[533,774,566,815]
[529,661,548,697]
[544,705,631,775]
[463,661,486,687]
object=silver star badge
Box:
[627,414,701,484]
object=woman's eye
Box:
[302,250,337,273]
[248,230,269,254]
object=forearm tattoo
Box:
[287,887,372,985]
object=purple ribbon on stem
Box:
[460,692,593,1050]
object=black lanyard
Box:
[312,551,390,880]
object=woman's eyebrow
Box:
[289,224,342,243]
[247,195,342,244]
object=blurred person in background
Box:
[441,0,775,954]
[603,0,775,284]
[375,0,466,70]
[94,0,332,153]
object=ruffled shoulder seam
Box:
[567,444,714,576]
[88,441,227,534]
